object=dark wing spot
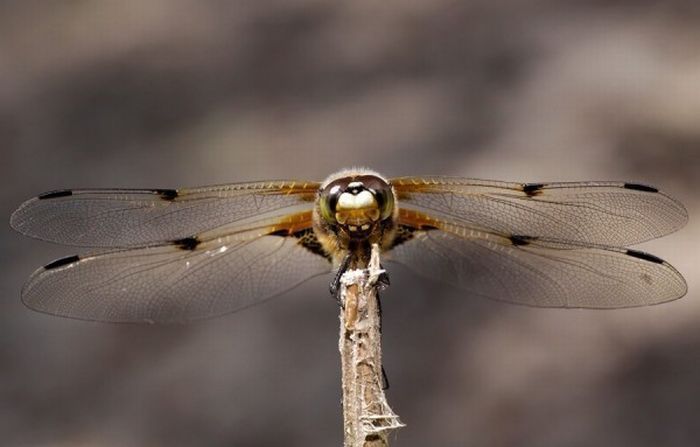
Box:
[522,183,545,197]
[623,183,658,193]
[389,225,417,249]
[291,228,331,261]
[173,236,200,251]
[510,234,538,246]
[626,249,664,264]
[269,229,290,237]
[156,189,179,201]
[44,255,80,270]
[38,189,73,200]
[387,224,438,250]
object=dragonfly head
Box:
[318,172,395,239]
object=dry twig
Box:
[339,244,404,447]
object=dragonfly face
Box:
[314,171,398,266]
[10,168,688,323]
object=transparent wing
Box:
[22,235,332,323]
[10,180,319,247]
[385,228,687,308]
[391,177,688,247]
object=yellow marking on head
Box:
[337,190,376,211]
[335,191,382,226]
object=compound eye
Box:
[319,184,342,224]
[374,186,395,221]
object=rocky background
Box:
[2,1,699,446]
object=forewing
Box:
[391,177,687,247]
[385,226,687,308]
[22,234,332,323]
[11,181,319,247]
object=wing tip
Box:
[623,182,689,230]
[9,196,39,233]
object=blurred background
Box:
[2,1,700,446]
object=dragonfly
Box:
[10,168,688,323]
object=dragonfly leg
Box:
[329,253,353,306]
[377,263,390,289]
[377,263,390,389]
[376,263,390,332]
[382,365,390,390]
